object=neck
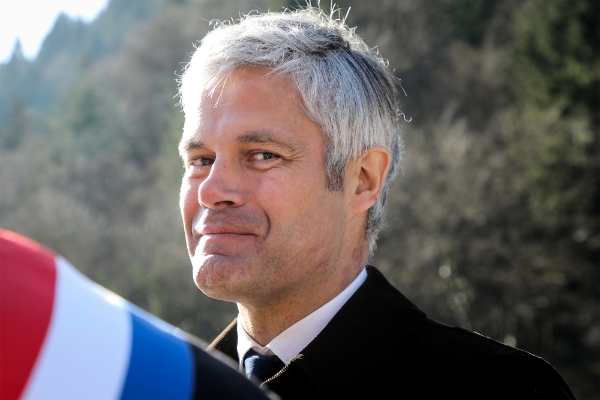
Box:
[238,245,367,346]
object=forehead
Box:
[206,68,302,116]
[180,67,321,152]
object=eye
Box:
[251,152,280,161]
[189,157,214,168]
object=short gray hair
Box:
[179,6,403,255]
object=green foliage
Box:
[433,0,499,46]
[509,0,599,236]
[511,0,599,112]
[0,100,28,150]
[69,87,101,135]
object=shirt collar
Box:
[237,268,367,368]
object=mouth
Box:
[195,230,255,256]
[199,226,254,236]
[190,211,263,247]
[200,232,254,240]
[196,224,256,238]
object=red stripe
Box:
[0,230,57,400]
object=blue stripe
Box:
[120,308,194,400]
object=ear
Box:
[347,146,391,216]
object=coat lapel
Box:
[208,318,239,363]
[269,266,428,398]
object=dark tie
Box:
[243,349,285,382]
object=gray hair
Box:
[179,5,403,255]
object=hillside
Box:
[0,0,168,124]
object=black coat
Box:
[208,266,575,399]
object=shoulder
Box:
[416,318,531,363]
[405,318,575,399]
[356,268,574,398]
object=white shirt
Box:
[237,268,368,370]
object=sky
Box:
[0,0,111,64]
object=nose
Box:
[198,158,246,210]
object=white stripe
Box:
[22,257,132,400]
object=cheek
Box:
[254,172,313,215]
[179,179,198,225]
[254,172,335,242]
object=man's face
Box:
[179,67,353,306]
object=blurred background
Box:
[0,0,597,397]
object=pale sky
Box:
[0,0,111,64]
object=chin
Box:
[191,253,253,302]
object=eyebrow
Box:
[179,130,301,158]
[178,136,204,158]
[236,131,301,153]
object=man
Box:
[177,6,574,399]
